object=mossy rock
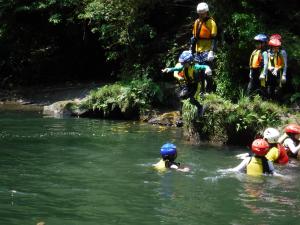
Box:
[148,111,182,127]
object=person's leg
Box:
[189,83,204,117]
[274,70,283,101]
[203,60,214,93]
[247,77,254,96]
[267,72,276,100]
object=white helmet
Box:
[263,128,280,143]
[197,2,209,14]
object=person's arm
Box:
[162,64,183,73]
[207,18,217,60]
[285,138,300,155]
[278,133,288,144]
[194,64,211,76]
[267,160,275,175]
[210,19,217,52]
[261,51,268,76]
[219,157,251,173]
[193,64,209,70]
[235,152,251,160]
[176,167,190,172]
[281,49,288,76]
[170,164,190,173]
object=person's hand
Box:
[205,67,212,76]
[249,72,252,79]
[281,74,287,84]
[268,66,274,72]
[259,73,265,80]
[272,68,278,76]
[161,68,169,73]
[207,51,214,61]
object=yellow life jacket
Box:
[246,157,263,176]
[249,49,263,69]
[184,66,195,82]
[153,159,167,172]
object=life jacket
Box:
[268,50,284,69]
[246,156,272,176]
[181,66,196,83]
[193,17,215,40]
[249,49,263,69]
[153,159,180,172]
[153,159,167,172]
[173,63,195,83]
[275,144,289,165]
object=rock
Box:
[43,100,74,118]
[148,111,182,127]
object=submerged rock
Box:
[147,111,182,127]
[43,100,74,118]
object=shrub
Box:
[182,93,288,145]
[78,77,162,119]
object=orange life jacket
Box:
[193,17,214,39]
[276,144,289,165]
[268,50,284,69]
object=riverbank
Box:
[0,81,181,124]
[1,82,300,146]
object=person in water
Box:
[219,138,279,176]
[263,127,289,165]
[153,143,190,172]
[236,127,289,165]
[278,124,300,159]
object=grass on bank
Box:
[72,77,162,119]
[182,93,292,145]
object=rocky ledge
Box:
[0,83,182,127]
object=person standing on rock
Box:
[190,2,217,94]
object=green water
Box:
[1,110,300,225]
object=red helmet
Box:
[285,124,300,134]
[270,34,282,41]
[251,138,270,156]
[268,38,281,47]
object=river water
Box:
[1,109,300,225]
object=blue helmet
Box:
[254,34,268,42]
[160,143,177,160]
[178,50,193,64]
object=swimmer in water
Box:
[153,143,190,172]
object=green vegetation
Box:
[182,94,290,145]
[1,0,298,99]
[72,76,162,119]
